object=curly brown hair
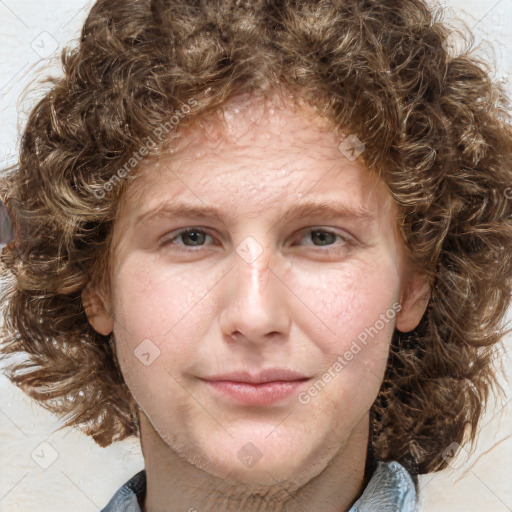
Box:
[1,0,512,477]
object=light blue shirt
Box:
[101,460,417,511]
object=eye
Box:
[292,228,353,251]
[159,227,354,253]
[160,228,215,250]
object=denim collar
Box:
[101,460,417,512]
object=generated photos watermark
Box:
[94,97,198,199]
[298,301,402,405]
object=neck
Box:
[139,412,371,512]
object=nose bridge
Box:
[238,270,266,316]
[234,234,275,309]
[219,233,290,342]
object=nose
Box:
[218,237,291,346]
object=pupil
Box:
[184,230,204,245]
[312,230,333,246]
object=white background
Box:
[0,0,511,510]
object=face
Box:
[85,93,429,487]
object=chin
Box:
[195,433,314,486]
[211,456,306,488]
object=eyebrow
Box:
[134,199,377,227]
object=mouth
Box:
[200,368,311,406]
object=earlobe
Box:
[395,272,431,333]
[82,283,114,336]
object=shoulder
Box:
[349,460,418,512]
[100,461,417,512]
[100,469,146,512]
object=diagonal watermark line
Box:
[264,408,296,439]
[111,304,135,340]
[0,62,29,95]
[60,0,94,30]
[194,469,235,510]
[265,264,336,337]
[163,367,234,439]
[47,423,81,441]
[264,469,310,512]
[156,162,341,341]
[264,161,342,237]
[264,314,392,441]
[0,405,29,438]
[163,266,234,339]
[421,392,512,495]
[471,0,505,30]
[471,469,512,511]
[0,472,29,504]
[61,470,102,510]
[60,424,81,440]
[452,433,512,485]
[0,0,29,28]
[477,396,512,434]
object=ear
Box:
[395,271,431,333]
[82,281,114,336]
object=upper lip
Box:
[202,368,310,384]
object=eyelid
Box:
[160,225,356,251]
[159,226,217,248]
[293,226,354,243]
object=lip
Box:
[202,368,310,384]
[200,369,311,406]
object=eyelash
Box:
[159,227,355,253]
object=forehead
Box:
[106,93,407,277]
[122,92,390,215]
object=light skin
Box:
[84,92,430,512]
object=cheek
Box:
[288,262,399,419]
[111,252,222,345]
[109,254,219,407]
[285,252,400,372]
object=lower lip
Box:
[203,379,309,406]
